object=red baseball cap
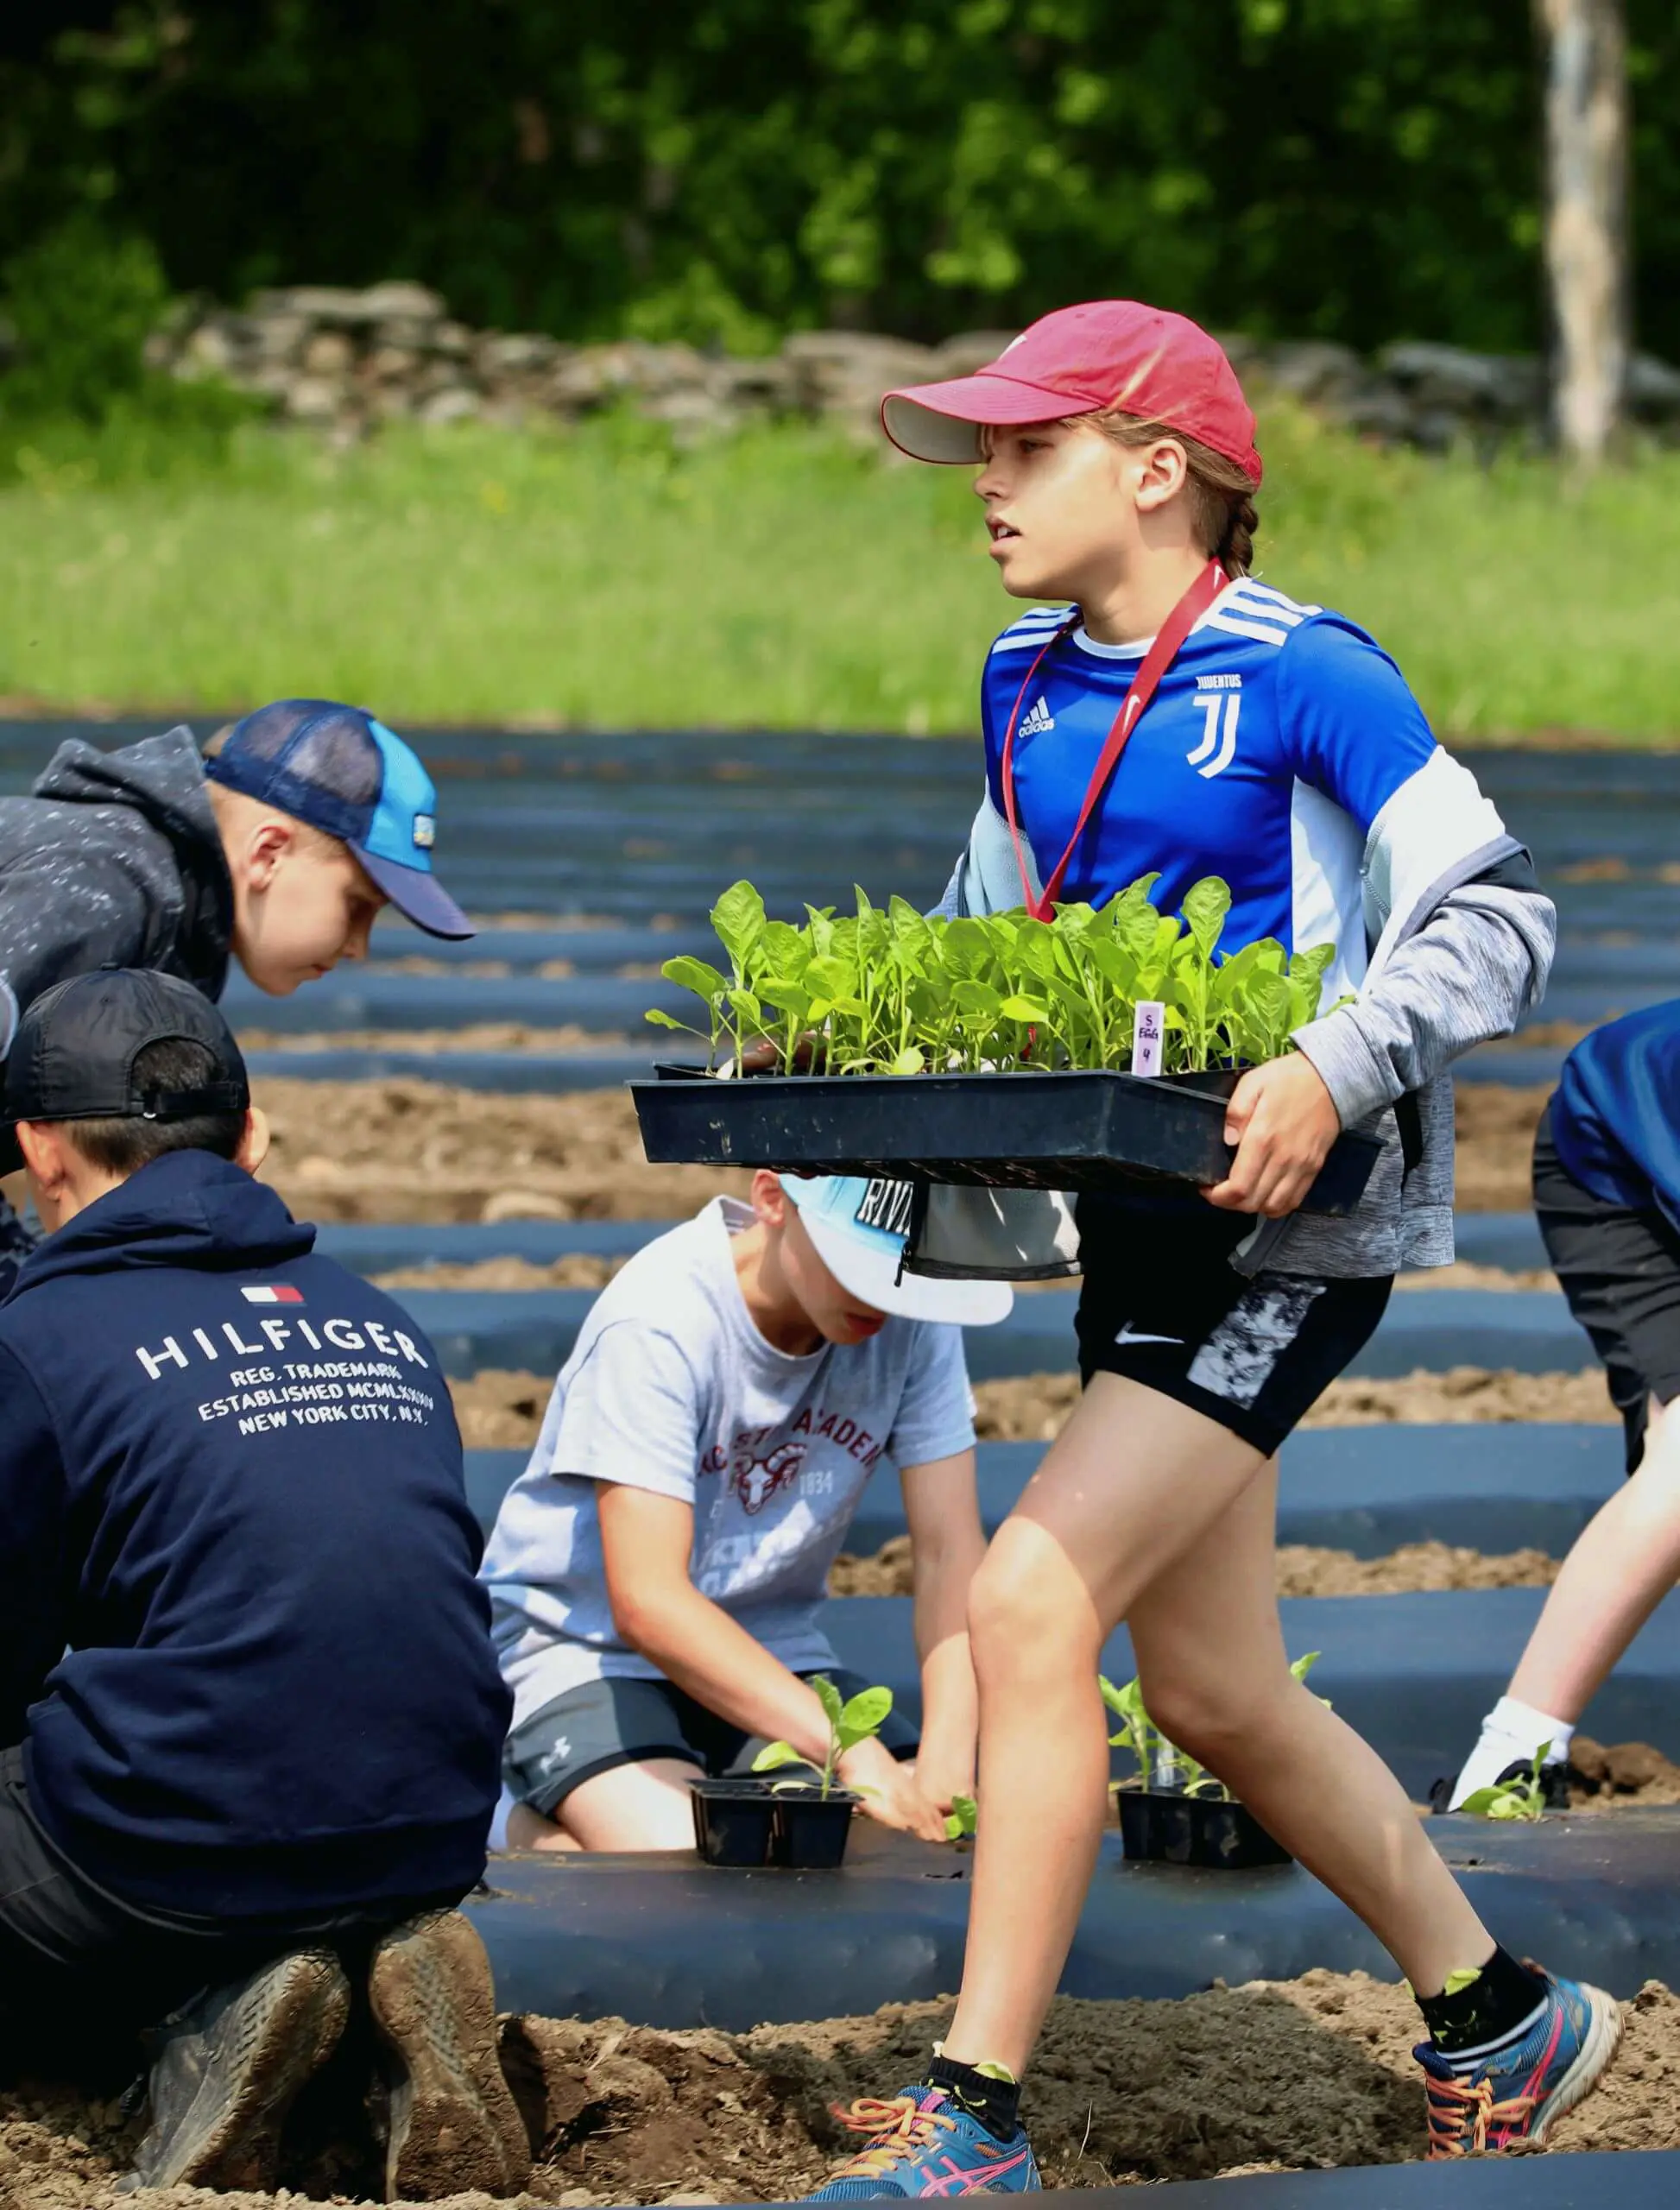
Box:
[881,301,1262,484]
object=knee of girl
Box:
[1140,1671,1281,1766]
[967,1550,1094,1679]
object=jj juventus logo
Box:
[856,1178,915,1237]
[1188,678,1241,779]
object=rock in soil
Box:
[6,1972,1674,2203]
[828,1536,1558,1599]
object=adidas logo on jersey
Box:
[1020,694,1056,737]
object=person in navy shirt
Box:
[1443,1004,1680,1809]
[805,302,1615,2199]
[0,971,526,2201]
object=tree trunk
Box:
[1534,0,1631,466]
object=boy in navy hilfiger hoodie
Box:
[0,970,526,2203]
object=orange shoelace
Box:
[1425,2073,1539,2159]
[829,2094,957,2175]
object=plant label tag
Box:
[1133,1001,1165,1077]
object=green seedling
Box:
[1459,1746,1552,1823]
[650,875,1342,1079]
[944,1792,978,1842]
[753,1674,893,1801]
[1102,1653,1330,1803]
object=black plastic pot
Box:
[691,1779,778,1867]
[770,1784,861,1868]
[1116,1788,1292,1870]
[633,1065,1380,1217]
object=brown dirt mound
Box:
[451,1367,1614,1455]
[1571,1735,1680,1807]
[827,1537,1559,1600]
[375,1256,626,1291]
[1454,1083,1549,1212]
[6,1973,1674,2205]
[255,1081,745,1225]
[1273,1541,1558,1595]
[1392,1260,1556,1291]
[452,1370,557,1450]
[1306,1367,1613,1426]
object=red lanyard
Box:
[999,559,1228,919]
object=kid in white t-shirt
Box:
[480,1171,1010,1850]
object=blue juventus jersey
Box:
[980,578,1439,1002]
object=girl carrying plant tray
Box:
[803,301,1619,2197]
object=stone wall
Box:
[145,281,1680,450]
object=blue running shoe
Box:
[805,2086,1040,2199]
[1416,1969,1621,2158]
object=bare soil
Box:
[374,1257,625,1292]
[243,1026,630,1055]
[451,1365,1615,1455]
[827,1537,1559,1599]
[3,1973,1675,2205]
[1454,1082,1550,1212]
[250,1078,1547,1227]
[961,1366,1616,1446]
[1391,1260,1556,1291]
[256,1082,748,1226]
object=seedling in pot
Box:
[753,1675,893,1799]
[1102,1652,1329,1803]
[650,875,1347,1080]
[1459,1746,1552,1823]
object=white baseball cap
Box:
[780,1175,1013,1326]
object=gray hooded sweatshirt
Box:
[0,727,231,1280]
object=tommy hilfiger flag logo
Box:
[1019,694,1056,737]
[241,1284,306,1305]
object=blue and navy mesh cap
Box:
[204,700,472,939]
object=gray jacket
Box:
[926,743,1557,1279]
[0,727,229,1291]
[0,726,231,1060]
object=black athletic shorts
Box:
[503,1668,921,1816]
[1533,1102,1680,1473]
[1073,1196,1393,1457]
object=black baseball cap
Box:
[0,970,249,1178]
[203,699,473,940]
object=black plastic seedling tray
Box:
[1117,1788,1292,1870]
[633,1066,1382,1216]
[691,1779,778,1866]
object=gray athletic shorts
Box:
[503,1670,920,1815]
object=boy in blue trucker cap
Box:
[0,699,469,1293]
[204,699,471,943]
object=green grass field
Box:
[0,399,1674,740]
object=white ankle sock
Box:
[1448,1696,1574,1809]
